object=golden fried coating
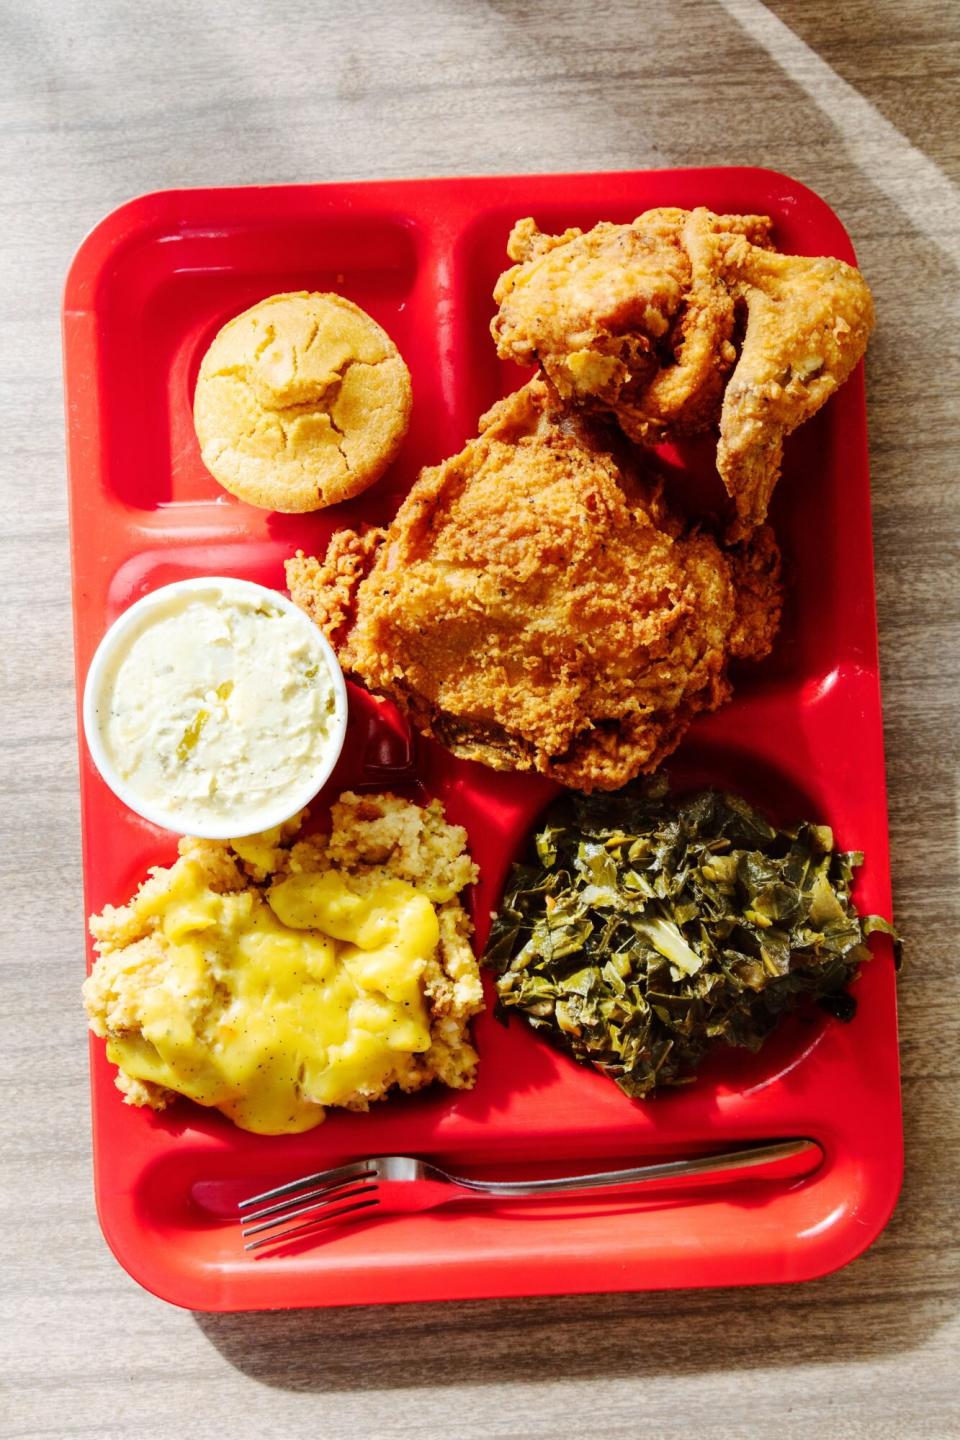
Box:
[493,208,773,442]
[710,235,876,538]
[492,208,873,535]
[286,380,781,792]
[493,209,690,419]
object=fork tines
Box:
[239,1162,380,1251]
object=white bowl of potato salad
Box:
[82,576,348,838]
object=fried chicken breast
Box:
[492,208,874,536]
[286,380,781,792]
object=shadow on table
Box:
[194,1029,951,1395]
[192,1204,941,1397]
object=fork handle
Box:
[439,1139,820,1198]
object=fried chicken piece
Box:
[709,232,876,538]
[492,208,773,442]
[492,208,873,535]
[286,380,781,792]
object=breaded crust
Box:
[492,208,873,535]
[287,380,782,791]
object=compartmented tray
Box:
[64,168,901,1310]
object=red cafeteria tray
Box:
[64,168,901,1310]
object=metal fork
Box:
[238,1138,820,1251]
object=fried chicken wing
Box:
[710,235,876,537]
[286,380,781,792]
[492,208,873,535]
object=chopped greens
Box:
[485,777,900,1098]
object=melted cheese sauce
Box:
[106,860,440,1133]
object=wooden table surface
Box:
[3,1,958,1435]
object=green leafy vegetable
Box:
[485,776,900,1098]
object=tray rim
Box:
[65,166,902,1312]
[63,163,865,309]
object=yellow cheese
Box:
[104,862,441,1134]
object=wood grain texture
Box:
[1,1,958,1436]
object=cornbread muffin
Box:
[193,292,412,512]
[83,793,483,1134]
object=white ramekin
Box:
[82,576,348,839]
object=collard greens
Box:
[485,778,899,1097]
